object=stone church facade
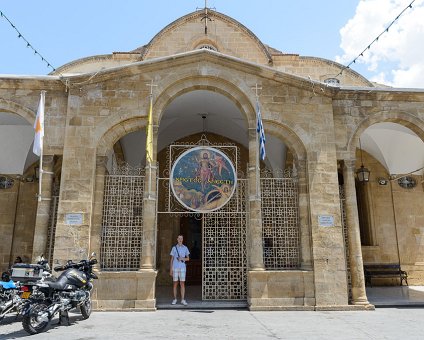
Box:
[1,10,423,311]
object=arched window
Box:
[197,44,218,52]
[324,78,340,86]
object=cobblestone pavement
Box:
[1,308,424,339]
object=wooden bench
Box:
[364,264,408,287]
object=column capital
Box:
[296,159,307,173]
[42,155,55,165]
[96,155,108,168]
[248,127,257,139]
[343,159,356,171]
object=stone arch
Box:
[347,111,424,159]
[0,98,36,125]
[263,120,308,167]
[154,76,257,129]
[96,118,147,157]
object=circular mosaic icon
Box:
[170,146,237,212]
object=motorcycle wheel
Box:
[80,296,92,319]
[22,302,50,335]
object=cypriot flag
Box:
[33,91,45,156]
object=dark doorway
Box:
[180,215,202,285]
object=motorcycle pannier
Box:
[11,264,44,282]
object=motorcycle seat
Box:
[46,275,71,290]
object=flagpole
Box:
[146,80,157,200]
[255,99,260,199]
[38,148,43,202]
[252,84,262,199]
[37,90,46,202]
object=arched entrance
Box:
[354,121,424,286]
[340,112,424,303]
[155,90,250,305]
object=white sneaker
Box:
[181,300,188,306]
[171,299,177,305]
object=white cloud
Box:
[336,0,424,88]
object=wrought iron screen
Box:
[339,185,352,301]
[100,164,144,271]
[45,182,60,265]
[260,169,300,269]
[202,179,248,300]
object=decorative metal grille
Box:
[45,193,59,265]
[202,179,248,300]
[158,135,248,300]
[100,164,144,271]
[45,181,60,265]
[260,168,300,269]
[339,185,352,301]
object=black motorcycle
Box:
[21,255,98,335]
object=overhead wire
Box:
[0,9,56,72]
[335,0,416,78]
[0,9,104,91]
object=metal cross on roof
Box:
[199,0,214,35]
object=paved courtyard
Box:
[1,307,424,339]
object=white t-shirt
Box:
[170,244,190,270]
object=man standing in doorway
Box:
[170,234,190,305]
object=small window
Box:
[324,78,340,86]
[198,44,218,52]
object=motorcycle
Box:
[1,256,51,322]
[15,256,53,300]
[21,254,98,335]
[0,272,21,322]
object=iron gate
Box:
[100,164,145,271]
[158,136,248,300]
[202,179,248,300]
[260,168,300,269]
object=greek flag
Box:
[256,100,266,160]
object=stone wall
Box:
[0,179,37,272]
[0,180,19,271]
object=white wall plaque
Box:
[318,215,334,227]
[65,213,83,225]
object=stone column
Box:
[140,125,158,270]
[90,156,108,264]
[32,155,55,261]
[247,127,265,271]
[297,159,312,270]
[343,159,369,305]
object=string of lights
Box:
[0,9,56,72]
[336,0,416,77]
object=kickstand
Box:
[58,310,70,325]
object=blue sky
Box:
[1,1,423,87]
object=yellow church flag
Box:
[33,91,45,156]
[146,95,153,163]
